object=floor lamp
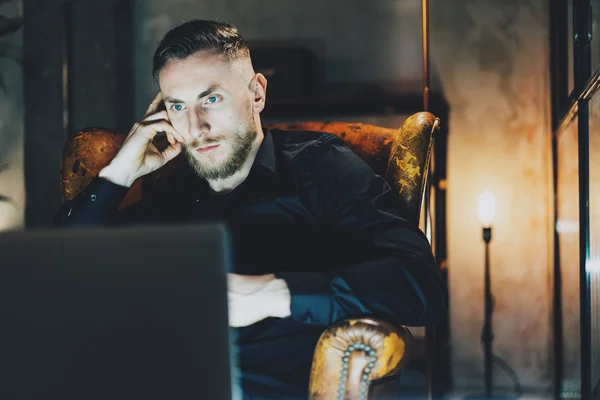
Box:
[478,192,495,399]
[465,192,519,400]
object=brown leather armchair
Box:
[61,111,440,400]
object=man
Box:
[54,20,447,399]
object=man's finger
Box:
[142,110,169,123]
[159,142,182,164]
[144,121,180,140]
[143,92,164,118]
[164,128,185,143]
[151,122,185,145]
[148,143,159,153]
[141,116,185,143]
[166,132,175,145]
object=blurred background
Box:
[0,0,599,398]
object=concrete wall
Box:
[0,0,24,231]
[132,0,425,117]
[432,0,553,393]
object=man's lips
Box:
[195,144,220,153]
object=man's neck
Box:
[206,129,264,195]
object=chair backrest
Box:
[61,112,439,224]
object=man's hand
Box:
[227,273,291,328]
[98,93,185,187]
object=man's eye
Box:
[207,96,219,104]
[172,104,184,112]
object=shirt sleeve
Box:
[52,177,131,227]
[275,136,448,327]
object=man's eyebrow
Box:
[163,96,182,104]
[163,85,224,104]
[198,84,223,99]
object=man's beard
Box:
[183,125,257,181]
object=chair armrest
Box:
[309,318,412,400]
[385,112,440,225]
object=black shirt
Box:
[54,129,447,329]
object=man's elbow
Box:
[393,271,448,326]
[420,287,448,325]
[408,254,448,326]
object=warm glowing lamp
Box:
[478,191,495,229]
[466,192,506,400]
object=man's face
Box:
[159,51,258,180]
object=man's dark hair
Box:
[152,20,250,81]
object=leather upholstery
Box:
[308,319,412,400]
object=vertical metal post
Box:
[482,228,494,398]
[548,0,568,397]
[574,2,592,399]
[422,0,432,242]
[421,1,436,399]
[422,0,430,112]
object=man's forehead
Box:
[160,52,228,80]
[159,52,249,94]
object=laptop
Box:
[0,223,235,400]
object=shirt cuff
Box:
[70,176,130,221]
[273,271,333,325]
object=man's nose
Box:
[188,109,210,139]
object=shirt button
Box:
[90,194,97,202]
[302,310,313,324]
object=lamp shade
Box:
[477,191,495,227]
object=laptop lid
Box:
[0,223,233,400]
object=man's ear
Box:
[251,73,267,113]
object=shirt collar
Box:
[252,128,277,178]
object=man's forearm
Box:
[227,274,291,327]
[52,176,129,227]
[98,164,137,188]
[261,278,291,319]
[276,250,447,327]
